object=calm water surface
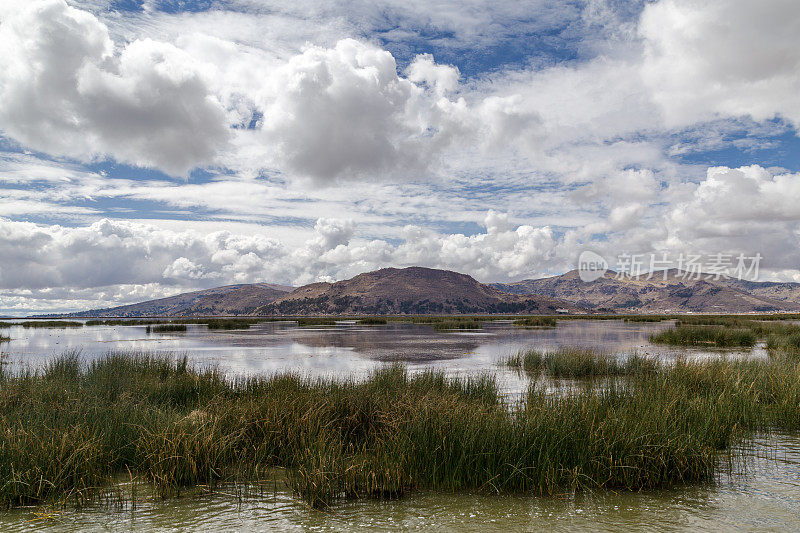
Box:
[0,319,791,531]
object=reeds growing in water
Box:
[649,325,757,347]
[1,348,800,509]
[512,317,557,328]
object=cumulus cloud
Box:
[245,38,540,181]
[0,212,566,311]
[0,2,542,180]
[665,165,800,270]
[640,0,800,128]
[0,0,230,175]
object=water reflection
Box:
[0,319,764,378]
[0,319,794,531]
[1,434,797,532]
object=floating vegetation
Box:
[17,321,83,328]
[431,319,483,331]
[205,319,254,330]
[357,317,388,325]
[85,319,168,326]
[148,324,188,333]
[512,317,557,328]
[624,316,668,323]
[297,317,337,326]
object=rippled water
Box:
[0,319,791,531]
[2,433,798,532]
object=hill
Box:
[61,283,293,317]
[256,267,580,315]
[491,269,800,313]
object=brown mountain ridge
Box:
[490,269,800,313]
[56,267,580,317]
[256,267,580,315]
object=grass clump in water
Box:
[513,317,557,328]
[506,347,657,378]
[85,319,168,326]
[432,319,483,331]
[148,324,188,333]
[649,325,757,347]
[15,321,83,328]
[205,319,253,330]
[624,316,668,322]
[297,317,337,326]
[358,317,388,325]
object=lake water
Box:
[0,319,793,532]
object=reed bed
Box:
[431,319,483,331]
[205,319,254,330]
[85,319,169,326]
[2,349,800,509]
[624,316,668,322]
[296,317,337,326]
[0,320,84,328]
[513,317,557,328]
[357,317,388,325]
[649,325,757,347]
[148,324,188,333]
[506,348,657,378]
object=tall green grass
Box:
[506,348,657,378]
[649,325,757,347]
[148,324,188,333]
[205,319,254,330]
[432,319,483,331]
[2,350,800,509]
[357,317,388,325]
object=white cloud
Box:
[640,0,800,128]
[0,213,567,311]
[666,165,800,270]
[0,0,229,175]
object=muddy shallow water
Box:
[0,319,790,531]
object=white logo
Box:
[578,251,608,282]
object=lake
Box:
[0,319,793,532]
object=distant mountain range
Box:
[253,267,579,315]
[48,266,800,318]
[54,267,579,317]
[63,283,294,317]
[491,269,800,313]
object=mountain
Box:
[718,278,800,305]
[62,283,294,317]
[256,267,581,315]
[491,269,800,313]
[57,267,582,317]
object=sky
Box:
[2,0,800,315]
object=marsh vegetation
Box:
[1,329,799,511]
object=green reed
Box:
[513,316,557,327]
[649,325,757,347]
[296,317,337,326]
[3,349,800,509]
[506,347,657,378]
[149,324,188,333]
